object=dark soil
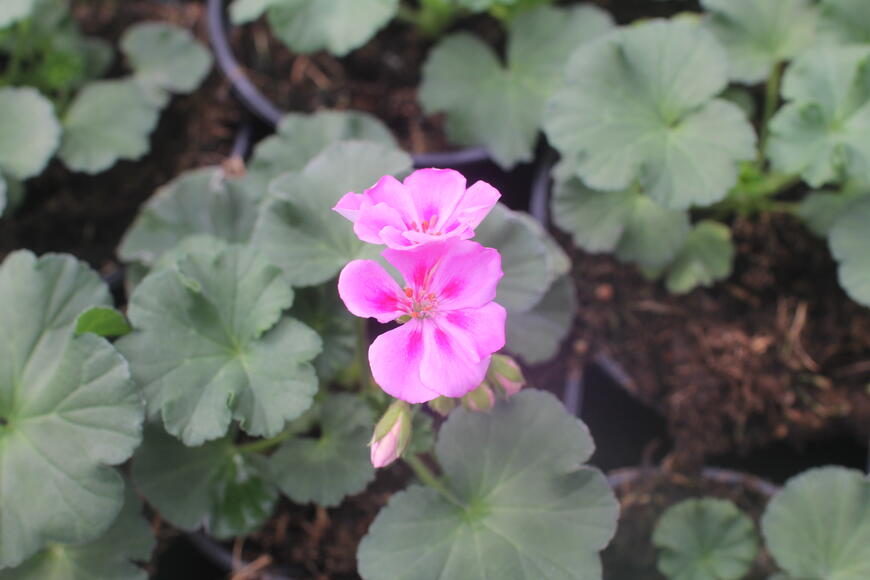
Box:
[602,468,777,580]
[570,212,870,463]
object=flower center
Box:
[404,287,438,319]
[410,214,440,235]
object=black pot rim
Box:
[606,465,780,498]
[205,0,490,169]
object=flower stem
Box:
[404,454,467,509]
[237,429,295,454]
[758,60,784,166]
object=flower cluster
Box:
[335,168,506,404]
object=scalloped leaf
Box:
[819,0,870,45]
[505,274,576,364]
[58,79,161,174]
[251,141,412,287]
[701,0,817,85]
[653,498,758,580]
[133,425,277,539]
[420,5,613,168]
[762,466,870,580]
[544,19,756,210]
[290,285,356,382]
[118,167,259,268]
[75,306,132,338]
[0,484,154,580]
[269,394,374,506]
[829,196,870,307]
[117,245,321,446]
[552,179,690,269]
[244,110,396,198]
[0,251,143,568]
[797,186,869,237]
[0,87,61,180]
[665,220,735,294]
[265,0,398,57]
[358,390,618,580]
[121,22,212,95]
[768,46,870,188]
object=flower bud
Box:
[461,383,495,412]
[486,354,525,397]
[428,396,457,416]
[369,400,412,468]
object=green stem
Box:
[758,60,784,166]
[405,454,466,509]
[355,317,374,391]
[238,429,295,454]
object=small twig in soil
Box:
[231,554,273,580]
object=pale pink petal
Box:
[451,181,501,231]
[365,175,418,225]
[337,260,406,323]
[369,321,440,403]
[333,192,366,221]
[439,303,506,360]
[352,202,406,245]
[403,169,466,232]
[420,320,490,398]
[379,226,414,250]
[382,240,450,291]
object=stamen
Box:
[404,287,413,298]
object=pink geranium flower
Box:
[337,239,506,403]
[333,168,500,250]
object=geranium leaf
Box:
[420,5,613,168]
[701,0,817,85]
[665,220,735,294]
[505,274,576,364]
[59,79,161,174]
[132,425,277,539]
[819,0,870,45]
[268,394,374,507]
[244,110,395,198]
[544,19,756,210]
[358,390,618,580]
[552,179,690,269]
[230,0,283,24]
[118,167,259,268]
[75,306,132,338]
[829,196,870,307]
[117,245,321,446]
[290,285,356,383]
[797,186,869,237]
[0,0,36,28]
[121,22,212,95]
[762,467,870,580]
[266,0,398,57]
[0,251,143,568]
[0,484,154,580]
[653,498,758,580]
[251,141,411,287]
[0,87,61,180]
[768,46,870,188]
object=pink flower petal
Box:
[365,175,418,225]
[403,169,466,232]
[333,192,365,221]
[420,320,490,398]
[440,303,506,360]
[337,260,405,323]
[369,321,440,403]
[452,181,501,231]
[383,240,503,310]
[352,202,406,245]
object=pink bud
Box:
[486,354,525,397]
[462,383,495,412]
[369,400,412,468]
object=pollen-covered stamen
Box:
[401,286,439,320]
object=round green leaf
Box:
[0,251,143,568]
[0,87,61,180]
[505,274,576,364]
[75,306,132,338]
[266,0,398,57]
[269,394,374,507]
[544,19,756,210]
[701,0,817,85]
[653,498,758,580]
[420,5,613,168]
[830,196,870,307]
[251,141,412,287]
[118,167,259,268]
[819,0,870,45]
[0,0,36,28]
[117,245,321,446]
[762,466,870,580]
[244,110,395,198]
[290,285,355,382]
[797,188,869,237]
[768,46,870,188]
[133,425,277,539]
[59,79,161,174]
[665,220,735,294]
[0,484,155,580]
[230,0,282,24]
[358,389,619,580]
[121,22,212,94]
